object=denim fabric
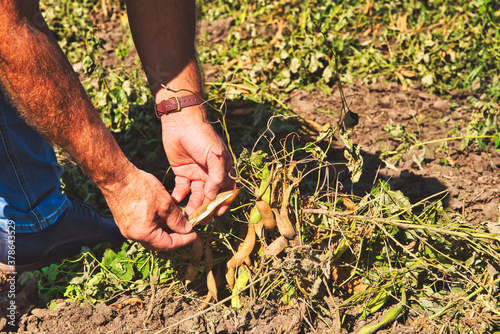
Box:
[0,89,69,234]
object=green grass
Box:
[21,0,500,333]
[199,0,500,96]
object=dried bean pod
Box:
[226,266,236,290]
[227,223,256,269]
[192,235,204,263]
[289,235,301,248]
[185,264,198,284]
[199,293,213,310]
[189,189,241,227]
[273,208,296,239]
[255,219,265,239]
[256,200,277,231]
[263,236,288,256]
[206,271,218,302]
[205,236,217,301]
[185,235,203,283]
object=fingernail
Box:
[184,220,193,233]
[207,190,217,200]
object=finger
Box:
[214,204,230,217]
[160,201,194,234]
[171,175,191,204]
[184,180,205,216]
[204,150,231,200]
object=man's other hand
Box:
[101,166,197,251]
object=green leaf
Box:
[82,55,95,75]
[317,81,333,95]
[102,249,118,267]
[46,267,60,283]
[359,289,391,319]
[138,258,150,280]
[250,150,268,169]
[48,300,61,311]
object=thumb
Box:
[163,201,193,234]
[143,228,197,251]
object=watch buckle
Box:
[171,96,181,112]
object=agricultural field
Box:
[1,0,500,333]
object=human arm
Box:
[125,0,235,216]
[0,0,196,250]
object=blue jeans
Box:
[0,89,69,234]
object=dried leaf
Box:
[413,22,424,34]
[225,58,239,69]
[343,197,356,212]
[332,265,367,294]
[396,12,408,32]
[339,123,363,183]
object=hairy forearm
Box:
[0,1,133,188]
[126,0,207,124]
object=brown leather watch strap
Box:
[155,94,203,118]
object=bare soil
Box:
[287,81,499,226]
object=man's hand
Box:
[100,166,197,251]
[162,116,235,216]
[126,0,236,217]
